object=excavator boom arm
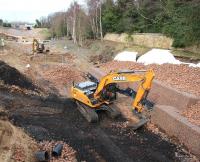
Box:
[132,70,154,112]
[94,70,155,112]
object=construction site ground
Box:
[0,28,199,162]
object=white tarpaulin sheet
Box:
[137,49,181,65]
[114,51,138,62]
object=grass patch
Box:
[171,49,200,60]
[39,28,51,39]
[124,44,150,55]
[89,40,150,56]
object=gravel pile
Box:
[182,102,200,127]
[64,53,76,61]
[12,144,26,162]
[42,65,84,87]
[100,61,200,96]
[39,141,77,162]
[89,54,112,64]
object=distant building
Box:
[11,23,35,30]
[24,24,34,30]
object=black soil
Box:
[0,61,36,90]
[0,88,192,162]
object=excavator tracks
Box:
[75,101,121,123]
[100,104,121,119]
[75,100,147,130]
[76,101,98,123]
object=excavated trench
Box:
[0,87,192,162]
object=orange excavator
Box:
[71,69,155,129]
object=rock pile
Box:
[182,102,200,127]
[42,65,84,87]
[100,61,200,96]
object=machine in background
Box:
[32,39,50,54]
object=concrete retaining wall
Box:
[149,80,199,111]
[104,33,173,49]
[108,80,199,112]
[89,67,200,158]
[151,105,200,158]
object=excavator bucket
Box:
[117,87,154,130]
[129,117,149,130]
[128,108,152,130]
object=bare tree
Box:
[99,0,103,41]
[72,2,77,44]
[87,0,99,39]
[87,0,103,40]
[39,1,94,44]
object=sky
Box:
[0,0,85,23]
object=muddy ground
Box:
[0,88,193,162]
[0,30,198,161]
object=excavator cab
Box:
[75,81,97,96]
[100,83,118,101]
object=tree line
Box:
[36,0,103,46]
[37,0,200,47]
[0,19,12,28]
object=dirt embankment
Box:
[100,61,200,96]
[40,64,85,96]
[0,61,36,91]
[0,118,38,162]
[0,56,197,161]
[0,27,49,40]
[88,44,117,64]
[0,61,39,162]
[0,60,48,99]
[0,112,78,162]
[0,60,79,162]
[42,65,84,86]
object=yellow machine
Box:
[71,70,155,129]
[32,39,49,54]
